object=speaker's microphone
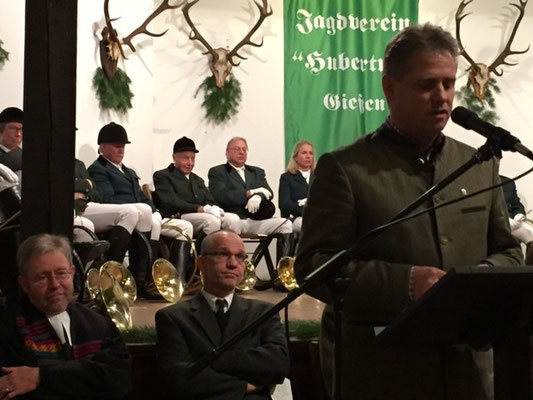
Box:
[451,106,533,161]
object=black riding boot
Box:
[128,231,156,298]
[169,239,195,284]
[105,226,131,263]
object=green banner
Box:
[284,0,419,162]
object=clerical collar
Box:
[0,144,10,153]
[201,289,234,313]
[48,311,72,345]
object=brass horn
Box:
[236,259,257,291]
[276,256,299,290]
[86,261,136,330]
[152,258,184,303]
[160,222,199,296]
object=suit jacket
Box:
[278,171,309,218]
[155,292,289,400]
[208,163,274,218]
[296,123,523,399]
[0,298,132,399]
[88,155,155,211]
[74,159,101,214]
[500,175,525,218]
[153,164,217,217]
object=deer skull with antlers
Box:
[455,0,530,101]
[182,0,273,88]
[99,0,184,80]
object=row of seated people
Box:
[0,231,289,399]
[0,107,316,298]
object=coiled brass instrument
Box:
[160,222,198,297]
[237,256,299,291]
[86,261,136,330]
[152,258,184,303]
[236,260,257,291]
[276,256,299,290]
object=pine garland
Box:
[92,67,134,113]
[456,78,500,125]
[119,320,320,344]
[0,39,9,64]
[197,75,242,123]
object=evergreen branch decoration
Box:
[92,67,134,113]
[196,75,242,123]
[0,39,9,64]
[456,78,500,125]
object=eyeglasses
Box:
[31,270,72,287]
[203,251,248,263]
[228,147,248,153]
[6,126,23,133]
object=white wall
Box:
[420,0,533,210]
[1,0,533,210]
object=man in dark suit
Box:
[88,122,193,297]
[499,175,533,262]
[500,175,526,218]
[208,137,293,262]
[156,230,289,399]
[0,233,131,399]
[153,136,241,237]
[296,24,522,399]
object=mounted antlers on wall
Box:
[182,0,272,88]
[100,0,183,79]
[455,0,529,101]
[182,0,272,122]
[93,0,183,113]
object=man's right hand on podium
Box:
[411,266,446,300]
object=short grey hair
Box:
[17,233,72,275]
[226,137,248,151]
[200,230,241,255]
[383,23,458,79]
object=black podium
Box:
[377,266,533,400]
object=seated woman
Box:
[279,141,315,234]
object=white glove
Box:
[245,195,262,214]
[212,205,224,217]
[510,217,521,231]
[0,164,18,183]
[153,211,162,222]
[250,187,272,200]
[204,204,224,219]
[297,198,307,207]
[511,221,533,244]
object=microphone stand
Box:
[185,136,505,400]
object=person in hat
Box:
[88,122,194,299]
[153,136,241,239]
[0,107,23,156]
[208,137,293,268]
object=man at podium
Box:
[296,24,523,400]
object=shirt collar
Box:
[201,289,234,313]
[103,156,123,171]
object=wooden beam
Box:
[22,0,78,239]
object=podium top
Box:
[376,266,533,348]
